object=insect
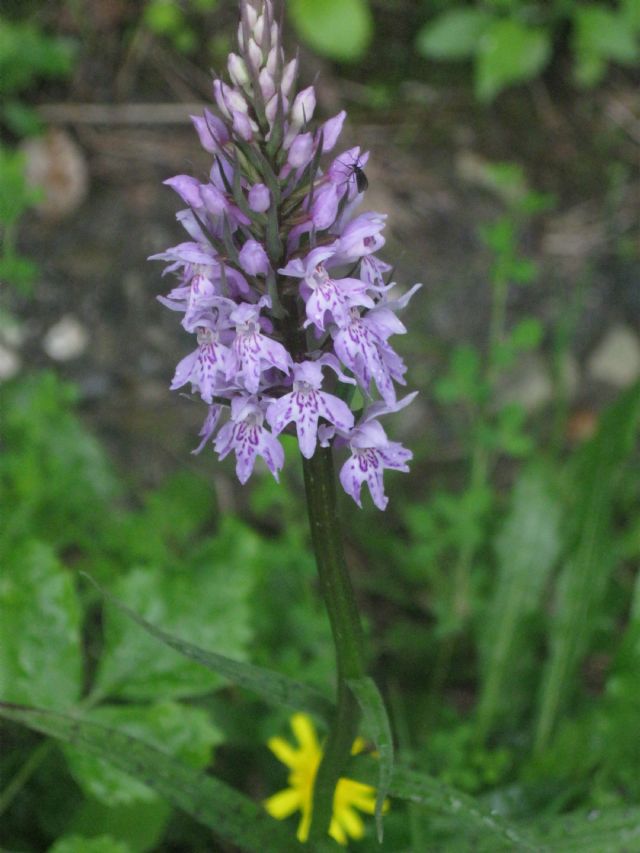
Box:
[336,151,369,195]
[346,154,369,193]
[351,161,369,193]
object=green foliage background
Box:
[1,0,639,851]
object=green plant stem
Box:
[302,445,366,841]
[0,740,51,818]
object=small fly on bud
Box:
[352,162,368,193]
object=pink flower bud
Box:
[248,183,271,213]
[281,58,297,98]
[200,184,229,216]
[259,67,276,101]
[320,111,346,153]
[228,53,249,88]
[190,110,228,154]
[254,14,265,45]
[232,110,254,141]
[311,184,340,230]
[288,132,315,169]
[266,45,279,77]
[291,86,316,127]
[164,175,202,208]
[247,38,263,72]
[239,239,270,277]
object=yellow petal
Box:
[291,713,319,754]
[329,817,348,846]
[337,778,377,813]
[267,736,299,769]
[336,805,365,839]
[264,787,302,819]
[351,737,367,755]
[297,801,313,843]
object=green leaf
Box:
[416,9,493,60]
[573,5,639,86]
[288,0,373,62]
[94,521,256,700]
[88,576,333,720]
[0,372,121,555]
[0,542,82,710]
[528,805,640,851]
[622,0,640,31]
[535,383,640,750]
[0,703,317,852]
[476,465,562,738]
[0,146,40,227]
[117,471,216,567]
[63,701,221,806]
[49,836,131,853]
[357,762,539,850]
[435,344,485,405]
[69,799,171,853]
[347,676,394,842]
[0,18,75,96]
[476,19,551,101]
[510,317,543,351]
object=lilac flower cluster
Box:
[151,0,420,510]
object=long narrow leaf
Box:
[85,575,334,720]
[347,676,394,842]
[535,383,640,749]
[528,806,640,852]
[0,702,325,852]
[349,760,540,851]
[476,464,562,738]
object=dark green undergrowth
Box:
[1,348,638,852]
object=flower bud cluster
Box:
[151,0,420,510]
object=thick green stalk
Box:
[302,446,366,841]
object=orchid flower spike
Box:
[151,0,420,508]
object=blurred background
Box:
[1,0,639,850]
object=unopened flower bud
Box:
[266,92,287,126]
[190,110,229,154]
[320,111,346,153]
[228,53,250,88]
[245,4,258,30]
[164,175,202,208]
[281,58,297,98]
[232,110,254,141]
[254,13,265,45]
[259,67,276,101]
[291,86,316,128]
[239,239,270,276]
[288,132,315,169]
[247,38,263,73]
[200,183,229,216]
[214,80,249,119]
[248,183,270,212]
[311,184,340,230]
[266,45,279,77]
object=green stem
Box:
[302,446,366,841]
[0,740,51,818]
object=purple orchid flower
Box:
[267,359,355,459]
[280,246,373,332]
[339,418,412,510]
[171,317,232,404]
[226,298,292,393]
[337,393,416,509]
[214,395,284,483]
[333,307,408,404]
[192,404,223,455]
[333,212,387,263]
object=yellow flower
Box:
[264,712,385,846]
